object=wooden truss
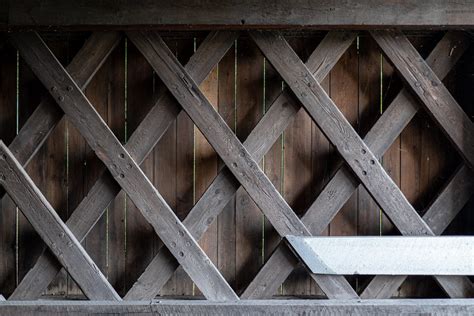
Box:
[0,30,472,302]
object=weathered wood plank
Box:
[287,236,474,275]
[125,38,157,294]
[372,30,474,172]
[0,40,17,297]
[0,142,120,300]
[1,299,474,315]
[10,31,238,301]
[216,40,237,291]
[195,58,220,297]
[125,31,357,300]
[245,30,472,299]
[283,37,325,295]
[10,31,238,300]
[0,295,4,301]
[235,38,265,293]
[5,0,474,29]
[20,38,67,297]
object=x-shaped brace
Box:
[0,142,120,300]
[10,32,238,301]
[10,31,240,300]
[126,31,357,299]
[124,31,358,300]
[248,30,473,299]
[243,31,474,299]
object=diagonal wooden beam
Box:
[128,31,357,299]
[10,32,238,301]
[125,32,357,300]
[0,32,121,200]
[372,30,474,172]
[10,30,238,300]
[361,165,474,299]
[0,142,120,301]
[250,30,472,298]
[242,31,473,299]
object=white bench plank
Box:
[287,236,474,276]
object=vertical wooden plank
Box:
[397,34,445,298]
[327,41,359,237]
[283,35,321,296]
[107,38,126,295]
[153,93,177,297]
[49,34,88,298]
[262,47,284,296]
[161,36,195,297]
[445,42,474,239]
[326,38,359,292]
[18,36,67,297]
[195,44,219,297]
[310,37,331,298]
[82,38,126,295]
[380,51,401,238]
[217,41,237,290]
[358,36,382,238]
[125,38,156,295]
[0,42,17,297]
[235,37,264,294]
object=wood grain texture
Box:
[372,30,474,171]
[10,31,237,301]
[11,31,238,300]
[125,31,357,300]
[252,30,430,236]
[0,299,473,315]
[245,30,472,299]
[235,38,264,293]
[5,0,474,29]
[0,142,120,300]
[129,31,310,238]
[0,41,18,297]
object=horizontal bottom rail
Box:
[0,299,473,315]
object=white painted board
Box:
[286,236,474,275]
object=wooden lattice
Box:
[0,30,472,303]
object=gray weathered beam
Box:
[10,31,238,301]
[4,0,474,29]
[0,142,120,301]
[242,31,473,299]
[249,30,472,299]
[287,236,474,275]
[10,30,238,300]
[128,30,356,299]
[125,31,357,301]
[0,299,473,315]
[372,30,474,172]
[0,296,4,301]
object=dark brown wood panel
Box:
[0,41,17,297]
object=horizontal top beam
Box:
[3,0,474,30]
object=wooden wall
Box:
[0,31,472,299]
